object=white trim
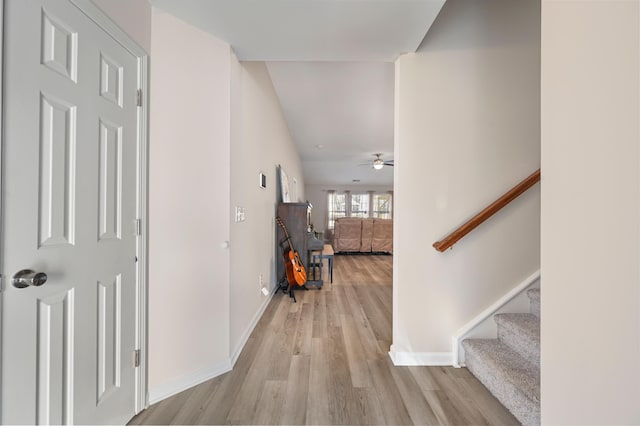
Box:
[67,0,150,413]
[391,57,401,373]
[68,0,147,56]
[230,286,276,366]
[389,346,452,366]
[148,287,276,406]
[451,270,541,367]
[0,1,149,417]
[0,0,5,419]
[134,55,150,413]
[148,360,233,405]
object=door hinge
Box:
[136,89,143,107]
[134,349,141,367]
[135,218,142,236]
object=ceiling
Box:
[150,0,446,186]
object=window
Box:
[327,191,393,229]
[327,192,346,230]
[350,193,369,218]
[373,193,392,219]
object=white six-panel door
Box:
[1,0,141,423]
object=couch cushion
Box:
[372,219,393,253]
[334,218,362,252]
[360,219,374,252]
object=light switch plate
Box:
[235,206,246,222]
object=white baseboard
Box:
[229,286,275,366]
[148,360,232,405]
[149,287,276,405]
[388,347,452,366]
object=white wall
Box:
[229,60,304,356]
[541,1,640,423]
[305,184,393,233]
[148,8,231,397]
[392,0,541,363]
[91,2,305,403]
[91,0,151,52]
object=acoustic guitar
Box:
[276,216,307,286]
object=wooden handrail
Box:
[433,169,540,252]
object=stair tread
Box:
[462,338,540,403]
[494,313,540,343]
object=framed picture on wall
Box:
[279,166,290,202]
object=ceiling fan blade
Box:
[357,156,393,168]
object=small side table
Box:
[312,244,334,284]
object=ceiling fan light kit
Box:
[373,153,393,170]
[358,153,394,170]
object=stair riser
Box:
[497,326,540,368]
[465,352,540,426]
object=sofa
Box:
[333,218,393,253]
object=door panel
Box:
[41,9,78,83]
[97,275,121,403]
[38,92,77,247]
[1,0,140,423]
[36,289,74,425]
[98,119,122,241]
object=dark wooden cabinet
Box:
[276,202,323,288]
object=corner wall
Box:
[148,8,231,398]
[229,60,304,357]
[392,0,541,363]
[541,1,640,422]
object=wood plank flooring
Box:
[129,255,518,425]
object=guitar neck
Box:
[277,217,296,252]
[285,236,294,251]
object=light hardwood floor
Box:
[129,255,518,425]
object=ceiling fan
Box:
[361,153,394,170]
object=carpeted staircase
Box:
[462,288,540,425]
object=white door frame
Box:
[0,0,5,418]
[0,0,150,415]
